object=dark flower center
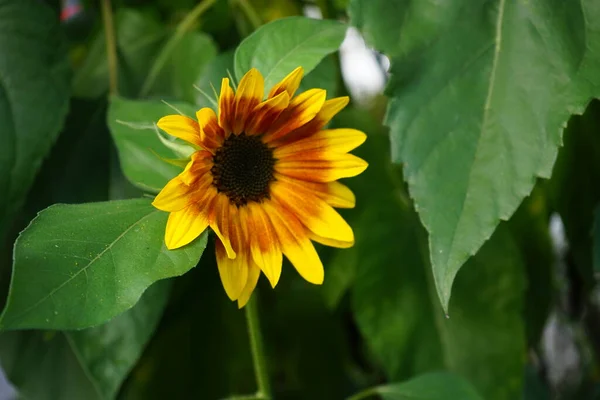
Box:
[211,133,275,207]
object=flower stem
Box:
[140,0,217,97]
[100,0,118,96]
[245,295,271,399]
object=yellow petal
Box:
[264,202,324,284]
[275,153,368,182]
[245,91,290,135]
[271,180,354,243]
[157,115,202,146]
[237,262,261,308]
[218,78,235,133]
[274,174,355,209]
[216,239,248,301]
[209,194,236,259]
[233,68,265,134]
[263,89,327,143]
[244,203,282,288]
[196,107,224,152]
[268,66,304,99]
[309,232,354,248]
[165,204,209,249]
[274,129,366,158]
[152,177,193,212]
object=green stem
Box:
[140,0,217,97]
[100,0,118,96]
[245,295,271,399]
[236,0,262,31]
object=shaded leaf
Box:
[108,96,197,193]
[0,281,171,399]
[193,50,235,108]
[0,198,206,330]
[0,0,71,239]
[353,0,600,310]
[370,372,483,400]
[298,55,339,96]
[234,16,346,89]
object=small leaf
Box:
[371,372,484,400]
[234,16,346,90]
[108,96,197,192]
[0,281,171,400]
[0,198,206,330]
[0,0,71,238]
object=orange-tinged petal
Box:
[263,89,327,143]
[218,78,235,133]
[209,194,236,259]
[271,180,354,243]
[264,201,324,284]
[245,203,282,287]
[196,107,224,152]
[232,68,264,134]
[245,91,290,135]
[216,239,248,301]
[274,129,366,158]
[274,174,355,208]
[237,262,261,308]
[179,151,213,186]
[157,115,202,147]
[309,232,354,248]
[275,153,368,182]
[153,177,193,212]
[273,96,350,146]
[165,204,209,249]
[268,66,304,99]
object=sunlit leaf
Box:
[0,0,70,239]
[352,0,600,310]
[0,281,171,399]
[234,16,346,89]
[108,96,197,193]
[0,198,206,330]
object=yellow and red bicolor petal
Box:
[179,151,213,186]
[271,180,354,243]
[263,89,327,143]
[274,174,355,208]
[209,194,236,259]
[218,78,235,133]
[309,232,354,248]
[216,238,248,301]
[237,261,261,308]
[264,201,324,284]
[244,203,282,288]
[164,204,209,249]
[245,91,290,136]
[275,153,368,182]
[232,68,265,134]
[274,129,366,158]
[268,66,304,99]
[274,96,350,146]
[196,107,224,152]
[157,115,202,147]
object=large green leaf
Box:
[364,372,484,400]
[328,109,526,400]
[234,16,346,89]
[0,280,170,399]
[192,50,235,108]
[351,0,600,310]
[73,8,166,98]
[0,198,206,330]
[0,0,71,239]
[108,96,197,193]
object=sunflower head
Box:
[152,67,367,307]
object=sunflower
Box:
[152,67,367,307]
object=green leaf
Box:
[352,0,600,310]
[73,9,166,98]
[0,281,171,399]
[108,96,197,193]
[234,16,346,90]
[595,206,600,276]
[367,372,484,400]
[298,55,339,95]
[0,0,71,238]
[152,32,218,104]
[329,109,526,400]
[192,50,234,108]
[0,198,206,330]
